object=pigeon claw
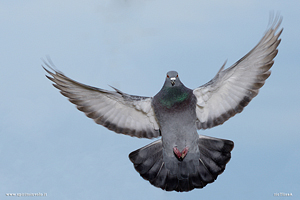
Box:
[173,146,189,161]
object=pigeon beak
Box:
[170,77,176,86]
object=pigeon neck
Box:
[159,86,190,109]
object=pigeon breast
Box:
[152,84,198,151]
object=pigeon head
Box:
[165,71,181,87]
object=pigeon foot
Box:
[173,146,189,161]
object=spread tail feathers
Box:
[129,135,234,192]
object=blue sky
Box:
[1,0,299,199]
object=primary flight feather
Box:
[44,16,282,192]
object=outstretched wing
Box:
[43,63,160,138]
[193,16,283,130]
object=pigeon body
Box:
[152,71,198,161]
[43,16,283,192]
[129,71,233,191]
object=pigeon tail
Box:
[129,135,234,192]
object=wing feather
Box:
[193,16,283,130]
[43,63,160,138]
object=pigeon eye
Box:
[176,74,178,78]
[167,75,169,78]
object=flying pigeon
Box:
[43,16,282,192]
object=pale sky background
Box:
[1,0,299,199]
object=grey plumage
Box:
[129,135,233,191]
[43,16,282,192]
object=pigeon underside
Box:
[129,135,234,192]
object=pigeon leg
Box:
[180,147,189,159]
[173,146,189,161]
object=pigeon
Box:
[43,16,282,192]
